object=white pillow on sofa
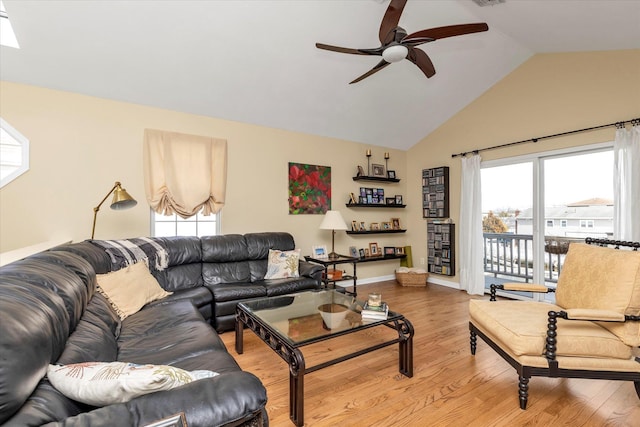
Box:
[264,249,300,279]
[47,362,218,406]
[96,261,172,320]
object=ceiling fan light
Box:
[382,45,408,63]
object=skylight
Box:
[0,1,20,49]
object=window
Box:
[481,142,614,300]
[0,118,29,187]
[152,209,220,237]
[0,1,20,49]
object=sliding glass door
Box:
[481,143,613,300]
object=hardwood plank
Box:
[221,281,640,426]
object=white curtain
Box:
[143,129,227,218]
[613,123,640,241]
[459,154,485,295]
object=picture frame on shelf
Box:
[386,197,396,205]
[351,220,358,231]
[387,170,396,179]
[369,242,379,257]
[370,222,380,231]
[359,248,366,258]
[372,163,386,177]
[357,165,365,177]
[384,246,396,256]
[396,247,405,255]
[391,217,400,230]
[349,246,358,258]
[364,248,370,257]
[312,245,328,259]
[395,195,403,205]
[359,221,366,231]
[349,192,357,204]
[382,221,391,230]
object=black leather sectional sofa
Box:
[0,232,323,426]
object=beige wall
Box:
[2,49,638,283]
[405,49,640,287]
[0,81,407,279]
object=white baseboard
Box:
[334,274,461,290]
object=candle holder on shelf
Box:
[366,149,372,176]
[384,152,389,172]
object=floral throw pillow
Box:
[264,249,300,279]
[47,362,218,406]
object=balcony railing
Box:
[483,233,580,286]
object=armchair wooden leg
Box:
[470,330,477,355]
[518,376,529,409]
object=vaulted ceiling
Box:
[1,0,639,150]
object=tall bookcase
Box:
[427,222,455,276]
[422,167,449,218]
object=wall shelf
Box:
[346,203,406,208]
[353,176,400,183]
[346,229,406,235]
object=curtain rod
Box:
[451,117,640,158]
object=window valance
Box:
[143,129,227,218]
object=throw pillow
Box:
[47,362,218,406]
[96,261,172,320]
[264,249,300,279]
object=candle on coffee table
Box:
[368,293,382,307]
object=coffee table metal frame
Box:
[235,292,414,427]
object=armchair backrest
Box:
[555,242,640,346]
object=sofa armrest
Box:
[299,260,324,283]
[44,372,267,427]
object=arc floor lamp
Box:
[91,181,137,239]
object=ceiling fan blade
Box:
[404,23,489,44]
[379,0,407,44]
[349,60,391,84]
[407,47,435,78]
[315,43,369,55]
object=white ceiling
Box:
[1,0,639,150]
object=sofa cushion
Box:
[265,249,301,279]
[202,234,249,262]
[56,293,121,365]
[245,232,295,259]
[469,299,633,359]
[555,243,640,346]
[47,362,217,406]
[203,261,252,285]
[96,262,173,320]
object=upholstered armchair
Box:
[469,238,640,409]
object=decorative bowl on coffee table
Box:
[317,303,349,329]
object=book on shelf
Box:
[361,301,389,320]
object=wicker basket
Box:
[395,270,428,287]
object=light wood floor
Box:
[221,281,640,426]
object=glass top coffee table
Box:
[235,290,414,427]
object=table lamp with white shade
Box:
[319,210,348,259]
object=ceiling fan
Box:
[315,0,489,84]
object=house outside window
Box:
[580,220,595,229]
[152,210,220,237]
